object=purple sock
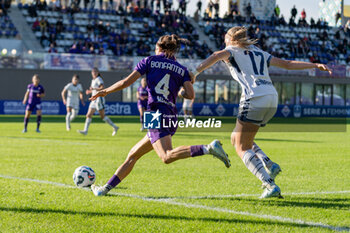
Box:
[190,145,205,157]
[37,115,41,129]
[107,174,121,188]
[24,117,29,129]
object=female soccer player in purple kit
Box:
[22,74,45,133]
[90,35,231,196]
[137,77,148,131]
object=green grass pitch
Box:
[0,115,349,232]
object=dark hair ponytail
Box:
[156,34,190,57]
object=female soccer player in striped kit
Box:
[192,26,332,198]
[22,74,45,133]
[89,34,231,196]
[61,74,85,131]
[78,68,119,136]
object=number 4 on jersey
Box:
[155,74,170,99]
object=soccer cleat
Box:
[266,163,282,180]
[22,129,27,133]
[208,140,231,168]
[66,126,71,131]
[91,184,109,196]
[36,129,41,133]
[260,184,283,199]
[112,126,119,136]
[77,130,87,135]
[140,126,145,132]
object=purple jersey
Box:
[27,84,44,104]
[135,53,191,110]
[137,86,148,99]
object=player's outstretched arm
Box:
[61,89,67,105]
[193,50,231,79]
[90,70,141,101]
[22,91,29,105]
[270,57,332,75]
[79,92,85,106]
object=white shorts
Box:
[89,97,105,111]
[183,99,193,111]
[237,94,278,127]
[67,99,79,110]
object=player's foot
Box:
[260,184,283,199]
[208,140,231,168]
[266,163,282,180]
[140,126,145,132]
[112,126,119,136]
[36,129,41,133]
[77,130,87,135]
[22,129,27,133]
[91,184,109,196]
[66,127,71,131]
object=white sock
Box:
[84,118,92,132]
[202,145,209,154]
[242,150,275,187]
[66,112,72,129]
[103,116,117,129]
[70,109,77,122]
[252,143,273,169]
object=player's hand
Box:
[178,88,185,98]
[316,63,332,75]
[89,90,107,101]
[63,99,66,105]
[37,94,41,97]
[81,101,85,106]
[86,89,92,95]
[189,71,196,84]
[22,100,26,105]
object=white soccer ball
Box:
[73,166,96,188]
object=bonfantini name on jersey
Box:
[150,61,185,77]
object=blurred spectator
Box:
[274,4,280,17]
[48,43,58,53]
[56,18,63,34]
[197,0,202,14]
[291,5,297,20]
[245,3,251,17]
[39,18,47,33]
[301,8,306,20]
[32,18,40,30]
[335,11,341,25]
[28,3,37,17]
[213,0,219,19]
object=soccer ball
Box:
[73,166,96,188]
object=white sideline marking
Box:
[1,136,89,145]
[0,175,349,232]
[177,190,350,200]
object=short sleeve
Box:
[182,69,191,85]
[261,50,273,67]
[78,84,83,92]
[27,84,31,91]
[224,46,239,58]
[64,83,70,91]
[134,57,149,75]
[97,77,104,86]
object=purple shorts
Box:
[137,99,147,109]
[26,103,42,112]
[147,104,177,144]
